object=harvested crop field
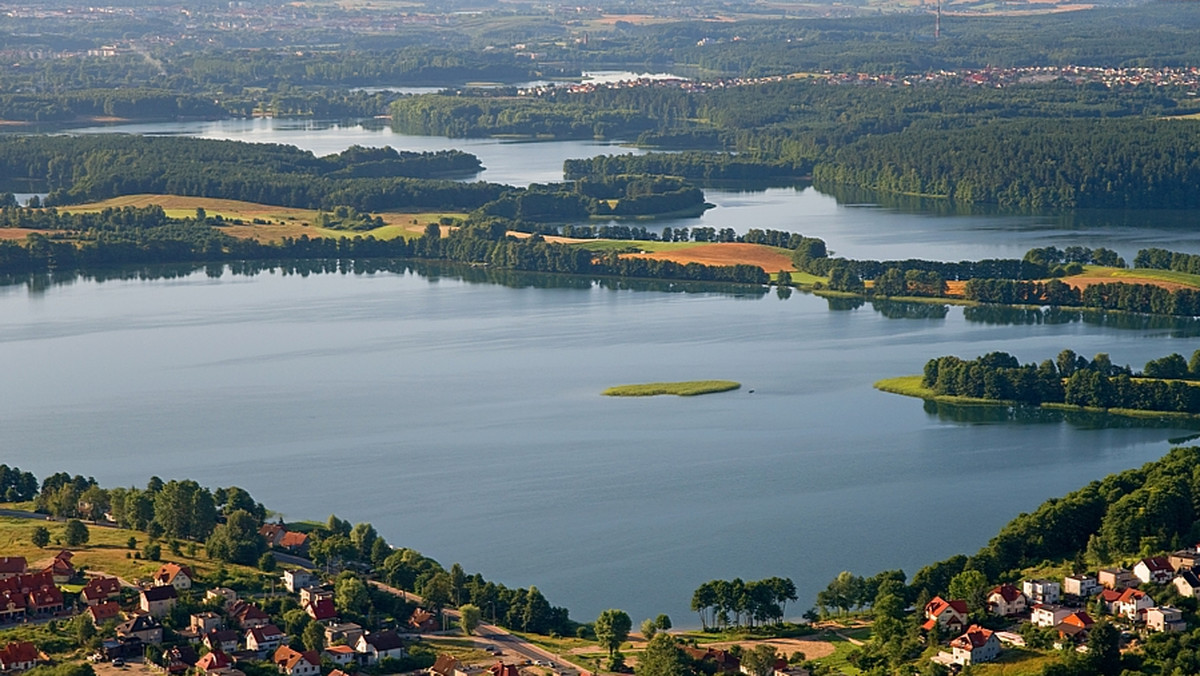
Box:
[1065,275,1195,292]
[622,242,793,271]
[0,228,51,240]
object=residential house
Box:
[43,551,73,584]
[950,625,1001,667]
[153,563,194,591]
[986,584,1027,616]
[260,524,287,548]
[324,622,364,647]
[0,559,26,581]
[196,651,234,673]
[1169,548,1200,572]
[162,645,199,674]
[356,631,406,665]
[1023,579,1061,605]
[1054,612,1095,644]
[0,589,25,623]
[25,578,63,616]
[1062,574,1100,599]
[430,654,468,676]
[304,597,336,623]
[1134,557,1175,585]
[322,645,357,667]
[922,596,969,635]
[488,664,520,676]
[86,602,123,627]
[273,646,321,676]
[1115,588,1155,621]
[231,601,271,629]
[282,570,315,594]
[408,608,437,633]
[140,585,178,618]
[1146,606,1186,633]
[0,642,39,672]
[1097,589,1124,614]
[278,532,310,556]
[299,587,333,607]
[1031,604,1072,628]
[100,638,145,661]
[191,612,224,635]
[117,614,164,645]
[203,629,240,654]
[206,587,238,607]
[246,625,286,654]
[81,577,122,606]
[681,647,741,674]
[1175,570,1200,598]
[1098,567,1137,590]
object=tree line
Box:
[922,348,1200,413]
[689,577,798,630]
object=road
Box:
[368,580,590,675]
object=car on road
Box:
[112,658,126,667]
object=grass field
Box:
[60,194,464,244]
[0,513,258,582]
[1070,265,1200,290]
[811,635,862,675]
[603,380,742,397]
[874,375,1015,407]
[973,647,1060,675]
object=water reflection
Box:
[870,298,949,320]
[963,305,1200,336]
[923,399,1200,432]
[0,259,770,299]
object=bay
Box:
[0,263,1194,626]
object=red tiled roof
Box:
[279,532,309,548]
[324,646,356,655]
[926,596,969,618]
[0,641,38,666]
[1118,588,1147,603]
[989,584,1023,603]
[306,598,336,621]
[83,577,122,601]
[0,558,26,575]
[1062,611,1094,628]
[196,651,232,671]
[28,584,63,609]
[88,601,122,623]
[950,625,994,651]
[154,563,193,585]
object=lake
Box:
[8,117,1200,626]
[2,261,1196,627]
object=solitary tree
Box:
[636,633,690,676]
[64,519,89,547]
[594,609,632,658]
[31,526,50,548]
[640,618,658,641]
[459,604,482,636]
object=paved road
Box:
[368,580,589,675]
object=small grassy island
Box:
[877,348,1200,420]
[603,380,741,397]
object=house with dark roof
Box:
[1175,569,1200,598]
[82,577,122,606]
[1135,557,1175,585]
[0,641,39,672]
[260,524,287,548]
[87,601,123,627]
[0,588,26,623]
[140,585,178,618]
[488,664,520,676]
[430,654,467,676]
[682,647,741,674]
[986,584,1027,616]
[304,597,337,623]
[356,630,405,665]
[950,626,1000,666]
[204,629,241,654]
[231,601,271,628]
[117,614,164,645]
[1169,548,1200,572]
[0,559,26,581]
[922,596,969,634]
[246,625,286,654]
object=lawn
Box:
[811,635,862,675]
[973,647,1060,675]
[0,512,259,582]
[603,380,741,397]
[1073,265,1200,290]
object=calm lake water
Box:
[9,118,1200,626]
